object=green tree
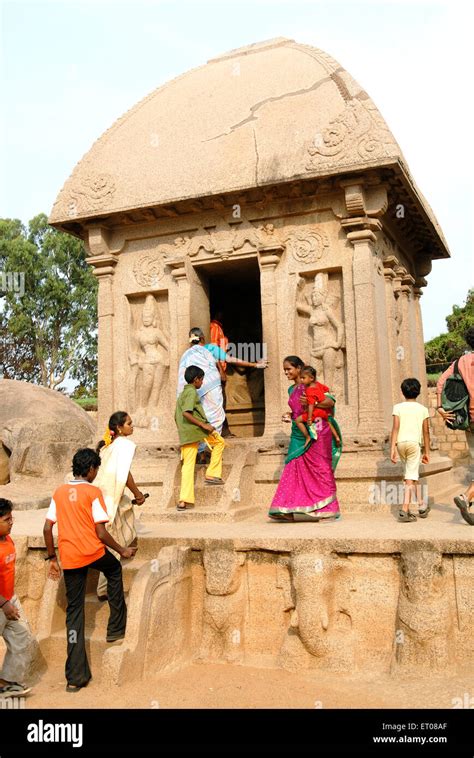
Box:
[0,213,97,390]
[425,288,474,370]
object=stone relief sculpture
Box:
[306,97,399,170]
[58,172,116,218]
[133,253,166,287]
[127,294,169,428]
[391,548,454,674]
[296,272,345,392]
[285,228,329,264]
[280,552,354,672]
[199,547,247,663]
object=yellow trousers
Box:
[179,433,225,504]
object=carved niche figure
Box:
[127,294,169,428]
[199,546,247,664]
[391,547,454,674]
[296,272,345,392]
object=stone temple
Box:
[49,37,451,516]
[3,38,470,702]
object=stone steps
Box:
[429,482,463,506]
[133,444,260,521]
[44,631,110,672]
[82,557,150,632]
[148,503,259,522]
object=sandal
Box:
[66,680,90,692]
[204,477,225,485]
[66,684,84,693]
[176,502,187,511]
[0,682,31,697]
[398,510,416,522]
[269,513,294,522]
[417,503,431,519]
[454,495,474,525]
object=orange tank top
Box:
[0,535,16,602]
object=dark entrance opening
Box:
[196,258,264,437]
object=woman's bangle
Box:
[0,599,9,608]
[44,554,57,561]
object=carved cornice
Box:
[258,246,285,270]
[340,181,366,215]
[85,224,126,259]
[382,254,399,279]
[85,253,118,277]
[339,180,388,246]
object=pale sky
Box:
[1,0,472,341]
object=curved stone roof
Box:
[49,37,448,256]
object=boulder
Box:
[0,379,96,484]
[0,444,9,485]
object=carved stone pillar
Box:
[258,245,284,438]
[383,255,401,405]
[345,228,385,434]
[340,180,387,437]
[85,225,121,432]
[87,254,118,431]
[168,260,191,399]
[413,283,429,406]
[399,270,415,378]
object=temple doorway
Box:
[195,258,265,437]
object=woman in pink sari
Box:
[268,356,341,522]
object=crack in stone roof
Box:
[252,127,259,186]
[202,72,340,143]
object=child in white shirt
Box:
[390,378,430,522]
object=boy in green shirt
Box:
[175,365,226,511]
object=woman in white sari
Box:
[94,411,145,600]
[177,328,268,441]
[178,330,226,433]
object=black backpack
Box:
[441,358,470,430]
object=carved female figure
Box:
[296,272,345,391]
[128,294,169,427]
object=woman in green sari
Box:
[268,356,342,522]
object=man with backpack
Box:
[436,326,474,524]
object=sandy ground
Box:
[14,660,474,710]
[4,477,473,712]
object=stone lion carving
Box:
[296,272,345,391]
[127,294,169,428]
[199,546,247,663]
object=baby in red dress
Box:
[295,366,341,448]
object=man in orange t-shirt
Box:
[43,448,136,692]
[0,498,34,697]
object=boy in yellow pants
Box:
[175,365,226,511]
